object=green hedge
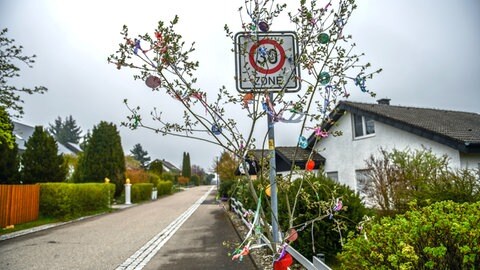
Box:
[40,183,115,219]
[338,200,480,269]
[157,181,173,196]
[131,183,153,203]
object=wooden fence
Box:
[0,184,40,228]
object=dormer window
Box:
[353,114,375,138]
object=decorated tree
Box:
[21,126,67,183]
[0,28,47,118]
[108,0,380,266]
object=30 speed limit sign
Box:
[235,31,301,93]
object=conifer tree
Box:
[182,152,191,178]
[21,126,66,183]
[74,121,125,195]
[130,143,150,169]
[48,115,82,144]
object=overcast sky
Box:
[1,0,479,171]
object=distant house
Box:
[12,121,81,155]
[310,99,480,193]
[148,158,181,174]
[236,147,325,178]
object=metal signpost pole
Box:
[267,92,279,245]
[235,31,300,249]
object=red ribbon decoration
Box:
[273,253,293,270]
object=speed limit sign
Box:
[235,31,301,93]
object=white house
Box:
[310,99,480,193]
[12,121,81,155]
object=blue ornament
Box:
[258,46,267,57]
[298,136,308,149]
[211,124,222,135]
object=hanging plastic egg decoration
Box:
[285,228,298,242]
[306,159,315,171]
[145,75,161,88]
[318,33,330,44]
[211,124,222,135]
[319,72,331,85]
[258,21,269,32]
[298,136,308,149]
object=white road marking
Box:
[115,186,214,270]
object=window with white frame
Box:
[353,113,375,138]
[326,171,338,182]
[355,169,375,207]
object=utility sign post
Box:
[234,31,301,246]
[235,31,301,93]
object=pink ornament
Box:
[145,75,161,88]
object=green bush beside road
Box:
[40,183,115,219]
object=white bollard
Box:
[151,188,158,200]
[125,178,132,205]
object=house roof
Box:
[248,146,325,173]
[316,101,480,153]
[149,158,180,172]
[12,121,79,155]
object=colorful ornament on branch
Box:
[306,159,315,171]
[258,46,268,57]
[355,76,367,92]
[243,92,254,107]
[318,33,330,44]
[285,228,298,243]
[231,245,250,261]
[258,21,269,32]
[319,72,331,85]
[145,75,161,88]
[314,127,328,138]
[298,136,308,149]
[333,198,343,211]
[265,184,278,197]
[274,252,293,270]
[211,124,222,135]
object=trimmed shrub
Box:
[40,183,114,219]
[125,169,149,184]
[157,181,173,196]
[338,200,480,269]
[131,183,153,203]
[148,172,161,187]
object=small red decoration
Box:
[285,228,298,242]
[306,159,315,171]
[273,253,293,270]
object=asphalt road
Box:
[0,185,256,270]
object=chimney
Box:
[377,98,391,105]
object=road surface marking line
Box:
[116,186,214,270]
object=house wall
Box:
[460,153,480,169]
[317,111,473,192]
